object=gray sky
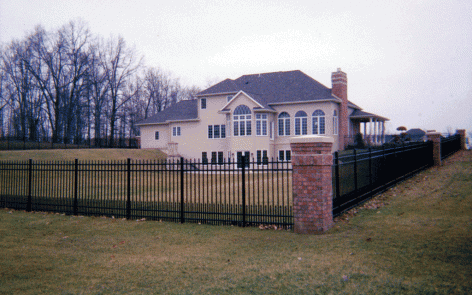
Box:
[1,0,471,134]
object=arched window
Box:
[333,110,338,135]
[278,112,290,136]
[295,111,308,135]
[233,105,252,136]
[312,110,325,135]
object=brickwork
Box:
[427,132,442,166]
[290,136,334,234]
[331,69,348,150]
[457,129,467,150]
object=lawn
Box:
[0,148,167,161]
[0,150,471,294]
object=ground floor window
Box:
[202,152,208,164]
[257,150,268,165]
[278,150,291,161]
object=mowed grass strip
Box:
[1,151,471,294]
[0,148,167,161]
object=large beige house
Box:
[138,69,388,162]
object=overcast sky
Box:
[1,0,471,134]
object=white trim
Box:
[268,98,340,106]
[136,119,200,126]
[220,90,264,110]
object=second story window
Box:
[208,125,226,139]
[173,126,181,137]
[256,114,268,136]
[333,110,338,135]
[233,105,252,136]
[201,98,207,109]
[312,110,325,135]
[295,111,308,135]
[278,112,290,136]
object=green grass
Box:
[0,148,167,161]
[1,151,471,294]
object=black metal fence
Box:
[0,135,139,150]
[332,142,434,216]
[441,134,461,159]
[0,157,293,227]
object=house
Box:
[405,128,427,142]
[137,69,388,161]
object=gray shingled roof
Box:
[137,99,198,125]
[197,70,337,109]
[138,70,387,125]
[350,109,389,121]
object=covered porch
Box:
[349,110,389,146]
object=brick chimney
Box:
[331,68,348,150]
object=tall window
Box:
[333,110,338,135]
[201,98,206,109]
[233,105,251,136]
[155,131,159,140]
[256,114,268,136]
[278,112,290,136]
[295,111,308,135]
[312,110,325,135]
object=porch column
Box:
[381,121,385,144]
[369,118,373,144]
[290,135,334,234]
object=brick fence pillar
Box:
[457,129,467,150]
[427,132,442,166]
[290,136,334,234]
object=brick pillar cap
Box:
[290,135,334,144]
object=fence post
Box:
[334,152,340,199]
[74,159,78,215]
[27,159,33,212]
[427,132,442,166]
[457,129,467,150]
[241,155,246,227]
[290,136,333,234]
[180,157,185,224]
[126,158,131,219]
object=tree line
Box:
[0,20,201,146]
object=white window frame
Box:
[172,126,181,137]
[278,112,290,136]
[256,114,268,136]
[295,111,308,136]
[312,110,326,135]
[333,110,339,135]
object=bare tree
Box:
[102,36,142,146]
[1,38,44,140]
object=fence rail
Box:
[333,142,433,216]
[0,157,293,227]
[441,134,461,159]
